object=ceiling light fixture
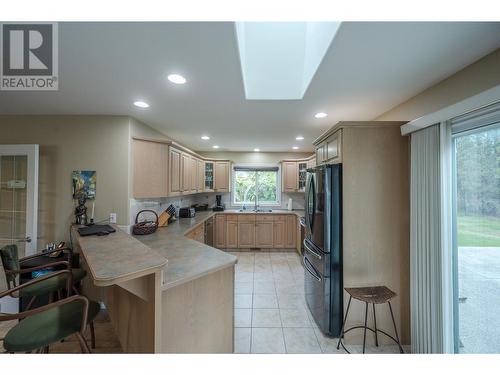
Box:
[133,101,149,108]
[293,146,299,150]
[212,145,220,149]
[254,148,260,152]
[295,136,304,141]
[167,74,187,84]
[201,136,210,140]
[314,112,327,119]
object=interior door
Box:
[0,145,39,311]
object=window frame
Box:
[231,164,281,207]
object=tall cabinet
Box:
[313,121,410,345]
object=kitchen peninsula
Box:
[72,212,237,353]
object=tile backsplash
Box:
[130,191,305,225]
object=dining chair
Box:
[0,270,100,353]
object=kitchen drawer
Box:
[256,214,274,221]
[238,214,255,222]
[226,214,239,222]
[273,215,287,222]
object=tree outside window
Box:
[234,167,279,205]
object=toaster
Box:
[179,207,196,218]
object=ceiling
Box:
[1,22,499,152]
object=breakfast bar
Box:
[72,212,237,353]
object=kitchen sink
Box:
[238,209,273,213]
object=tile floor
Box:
[231,251,409,354]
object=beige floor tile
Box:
[253,293,278,308]
[280,308,311,327]
[277,293,306,309]
[235,308,252,328]
[235,281,254,295]
[235,294,253,309]
[283,328,322,353]
[313,327,344,354]
[251,328,286,354]
[234,328,251,353]
[235,271,254,283]
[252,308,282,327]
[253,271,274,282]
[253,280,276,294]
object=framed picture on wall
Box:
[72,170,96,199]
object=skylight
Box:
[235,22,341,100]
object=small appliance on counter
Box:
[191,203,209,212]
[212,194,225,212]
[179,207,196,218]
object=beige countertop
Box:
[75,209,305,291]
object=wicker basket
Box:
[132,210,158,235]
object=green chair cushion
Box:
[21,268,87,297]
[3,299,100,353]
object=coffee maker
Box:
[213,194,225,212]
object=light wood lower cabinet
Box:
[238,215,255,248]
[273,218,286,248]
[186,223,205,243]
[255,221,273,248]
[285,215,297,248]
[226,220,238,248]
[213,213,297,250]
[215,215,226,248]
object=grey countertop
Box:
[75,209,305,291]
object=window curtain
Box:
[410,123,454,353]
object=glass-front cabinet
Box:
[205,161,214,191]
[298,162,307,191]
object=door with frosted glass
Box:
[0,145,39,296]
[453,124,500,353]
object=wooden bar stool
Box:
[336,286,404,354]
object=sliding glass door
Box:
[452,108,500,353]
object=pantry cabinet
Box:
[132,139,169,198]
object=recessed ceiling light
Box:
[254,148,260,152]
[314,112,327,119]
[201,135,210,140]
[295,136,304,141]
[212,145,220,149]
[133,101,149,108]
[293,146,299,150]
[167,74,187,84]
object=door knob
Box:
[17,236,32,243]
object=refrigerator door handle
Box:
[303,256,322,282]
[304,239,322,260]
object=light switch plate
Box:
[109,213,117,224]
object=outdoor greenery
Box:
[234,170,278,205]
[456,127,499,247]
[458,216,500,247]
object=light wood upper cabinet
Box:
[282,161,298,192]
[226,219,238,248]
[181,153,191,192]
[255,221,273,248]
[189,156,197,193]
[214,161,230,192]
[215,214,226,248]
[325,130,341,163]
[238,222,255,248]
[169,147,182,196]
[285,215,297,248]
[197,159,204,192]
[132,139,169,198]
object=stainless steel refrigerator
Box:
[304,164,343,337]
